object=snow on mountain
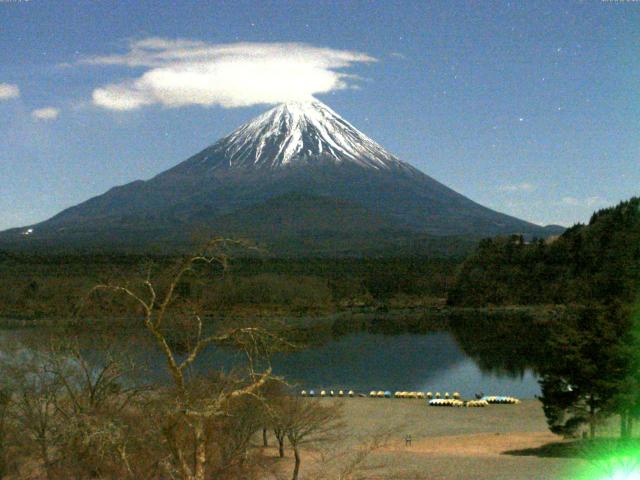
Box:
[0,98,565,252]
[203,100,409,171]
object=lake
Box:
[255,331,540,398]
[0,315,545,398]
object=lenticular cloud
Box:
[83,38,376,111]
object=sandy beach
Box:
[263,398,586,479]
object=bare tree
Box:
[6,350,61,480]
[47,341,150,480]
[276,397,343,480]
[313,428,392,480]
[0,387,11,479]
[47,340,146,416]
[0,336,154,480]
[262,381,290,458]
[274,423,287,459]
[81,238,286,480]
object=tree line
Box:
[0,252,460,321]
[449,198,640,440]
[448,197,640,308]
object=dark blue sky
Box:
[1,0,638,229]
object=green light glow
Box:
[601,466,640,480]
[574,443,640,480]
[608,472,640,480]
[605,464,640,480]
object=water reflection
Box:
[424,360,540,398]
[0,308,549,398]
[448,309,552,378]
[263,331,540,397]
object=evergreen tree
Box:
[609,300,640,439]
[538,305,630,438]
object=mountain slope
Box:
[0,100,562,253]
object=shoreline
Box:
[0,304,561,329]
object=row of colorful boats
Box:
[299,390,520,406]
[423,396,521,407]
[300,390,356,397]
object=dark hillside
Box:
[448,197,640,307]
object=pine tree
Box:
[538,305,630,438]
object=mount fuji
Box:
[0,100,562,254]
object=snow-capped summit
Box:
[201,99,408,171]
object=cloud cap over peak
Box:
[83,38,377,111]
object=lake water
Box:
[258,331,540,398]
[0,326,542,399]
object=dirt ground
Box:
[265,398,587,480]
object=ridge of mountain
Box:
[0,100,564,255]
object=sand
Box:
[263,398,587,479]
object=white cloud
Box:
[0,83,20,100]
[561,196,608,208]
[499,182,536,193]
[81,38,377,111]
[31,107,60,121]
